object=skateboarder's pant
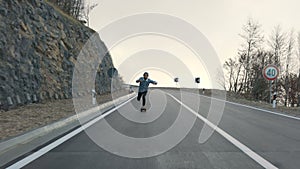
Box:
[137,91,147,106]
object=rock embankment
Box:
[0,0,116,110]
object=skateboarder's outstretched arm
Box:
[149,79,158,85]
[136,77,142,83]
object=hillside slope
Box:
[0,0,115,110]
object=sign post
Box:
[263,65,279,107]
[92,89,96,105]
[174,77,179,88]
[195,77,200,93]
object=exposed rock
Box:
[0,0,115,109]
[16,95,21,104]
[0,7,8,16]
[7,97,13,106]
[20,21,28,32]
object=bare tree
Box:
[298,33,300,75]
[82,0,98,27]
[238,18,264,95]
[267,25,287,104]
[268,25,286,66]
[283,30,295,106]
[251,50,269,100]
[288,73,298,107]
[48,0,85,20]
[296,32,300,106]
[223,58,237,92]
[216,68,226,91]
[223,18,300,106]
[235,53,246,93]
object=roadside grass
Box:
[226,92,300,117]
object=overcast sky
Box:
[88,0,300,88]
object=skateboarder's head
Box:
[143,72,149,79]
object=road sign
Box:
[195,77,200,84]
[263,65,279,81]
[174,78,179,83]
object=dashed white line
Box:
[168,93,278,169]
[7,91,282,169]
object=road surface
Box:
[4,89,300,169]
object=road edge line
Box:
[0,93,135,154]
[167,93,278,169]
[199,94,300,121]
[6,96,136,169]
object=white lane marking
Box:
[167,93,278,169]
[199,94,300,121]
[6,96,136,169]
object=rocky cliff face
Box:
[0,0,115,110]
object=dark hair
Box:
[143,72,149,76]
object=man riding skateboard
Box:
[136,72,157,111]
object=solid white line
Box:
[167,93,278,169]
[199,94,300,121]
[6,96,136,169]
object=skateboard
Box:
[140,108,146,112]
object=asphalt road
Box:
[6,89,300,169]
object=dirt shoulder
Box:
[0,90,130,141]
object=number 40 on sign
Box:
[263,65,279,81]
